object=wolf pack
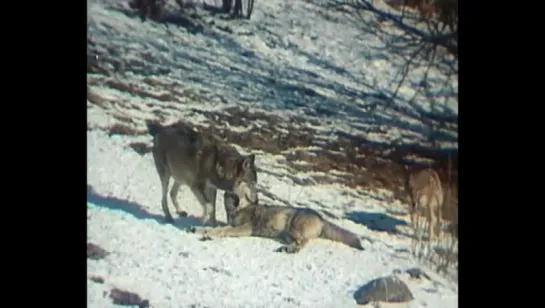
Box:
[145,120,448,254]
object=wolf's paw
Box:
[177,210,188,217]
[190,226,209,235]
[199,235,213,241]
[275,245,300,254]
[275,246,287,253]
[186,226,197,233]
[189,227,212,241]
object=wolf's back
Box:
[320,221,364,250]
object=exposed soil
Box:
[88,74,457,221]
[190,107,458,221]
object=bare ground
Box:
[87,67,458,222]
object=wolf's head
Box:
[392,164,416,211]
[230,154,258,209]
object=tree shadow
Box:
[89,0,458,209]
[86,185,205,230]
[345,210,408,235]
[98,0,457,149]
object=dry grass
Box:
[104,79,178,102]
[409,155,458,277]
[108,123,147,136]
[89,1,457,279]
[384,0,458,29]
[172,108,458,221]
[87,87,110,108]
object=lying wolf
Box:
[146,120,258,226]
[190,203,365,253]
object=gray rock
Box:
[405,267,431,280]
[354,275,414,305]
[87,243,110,260]
[109,288,149,308]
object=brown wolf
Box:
[190,203,364,253]
[145,120,258,226]
[403,167,444,241]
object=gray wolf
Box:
[404,167,444,241]
[145,120,258,226]
[190,203,364,253]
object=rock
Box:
[89,275,105,284]
[354,275,414,305]
[109,288,149,308]
[405,267,431,280]
[87,243,110,260]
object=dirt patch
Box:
[108,123,148,136]
[190,108,318,155]
[104,79,177,102]
[88,55,110,76]
[185,107,458,221]
[87,87,110,108]
[89,77,457,221]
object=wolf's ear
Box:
[242,154,255,171]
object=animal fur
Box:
[146,120,258,226]
[404,167,444,241]
[191,203,364,253]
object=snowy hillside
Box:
[87,0,458,307]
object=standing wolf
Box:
[403,167,444,241]
[146,120,258,226]
[190,203,364,253]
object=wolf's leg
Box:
[169,182,187,217]
[190,184,217,227]
[203,185,218,226]
[160,174,173,223]
[428,202,437,242]
[152,142,174,223]
[410,209,420,241]
[192,224,253,237]
[223,192,237,225]
[436,196,443,239]
[414,195,426,242]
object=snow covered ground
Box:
[87,130,457,308]
[87,0,458,307]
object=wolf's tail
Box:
[145,120,163,137]
[320,221,364,250]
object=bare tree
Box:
[222,0,255,19]
[129,0,166,21]
[222,0,233,13]
[233,0,243,16]
[323,0,458,276]
[323,0,458,133]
